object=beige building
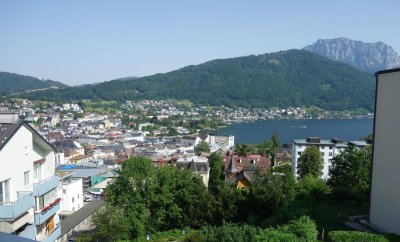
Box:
[369,68,400,234]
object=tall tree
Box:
[195,141,211,153]
[297,146,323,179]
[328,145,372,196]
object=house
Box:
[369,68,400,234]
[0,113,61,241]
[180,136,201,147]
[176,155,210,187]
[224,155,270,187]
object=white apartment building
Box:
[208,134,235,148]
[0,113,61,241]
[291,137,368,179]
[369,68,400,234]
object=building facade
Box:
[0,113,61,241]
[369,68,400,234]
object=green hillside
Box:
[0,72,68,95]
[19,50,375,111]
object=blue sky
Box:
[0,0,399,85]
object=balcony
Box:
[40,223,61,242]
[18,223,37,240]
[33,175,59,197]
[0,191,34,220]
[34,199,61,225]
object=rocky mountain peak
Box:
[304,37,400,74]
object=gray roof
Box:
[292,139,334,145]
[60,199,105,237]
[0,232,35,242]
[56,166,108,178]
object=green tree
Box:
[235,144,252,157]
[282,216,318,241]
[167,127,179,136]
[35,117,44,126]
[92,205,131,242]
[195,141,211,153]
[328,145,372,198]
[297,146,323,179]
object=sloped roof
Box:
[0,120,54,152]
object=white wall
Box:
[0,125,36,201]
[370,70,400,234]
[61,179,83,212]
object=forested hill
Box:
[19,50,375,111]
[0,72,68,95]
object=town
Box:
[0,96,380,242]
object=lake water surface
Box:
[216,119,374,144]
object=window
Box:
[24,171,30,186]
[0,179,11,203]
[320,152,325,156]
[321,145,325,149]
[34,164,42,181]
[25,145,29,155]
[329,152,333,156]
[37,189,56,210]
[298,152,302,156]
[72,197,75,203]
[329,146,333,150]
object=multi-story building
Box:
[291,137,368,179]
[369,68,400,234]
[0,113,61,241]
[208,134,235,148]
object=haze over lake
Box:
[217,119,373,144]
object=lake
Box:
[216,119,374,144]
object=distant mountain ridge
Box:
[20,49,375,111]
[303,37,400,74]
[0,72,68,95]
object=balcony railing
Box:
[33,175,59,196]
[40,223,61,242]
[0,191,34,220]
[34,198,61,225]
[18,223,37,240]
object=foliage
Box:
[297,146,324,179]
[18,50,375,111]
[256,228,298,242]
[328,231,389,242]
[200,223,259,242]
[91,205,131,242]
[257,216,318,242]
[195,141,211,153]
[0,71,67,95]
[282,216,318,241]
[297,174,330,201]
[104,157,212,240]
[35,117,44,126]
[328,145,372,199]
[248,170,297,220]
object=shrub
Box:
[328,231,389,242]
[256,228,297,242]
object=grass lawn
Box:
[313,200,368,233]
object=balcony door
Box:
[0,179,10,203]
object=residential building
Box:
[209,134,235,148]
[292,137,370,179]
[176,155,210,187]
[369,68,400,234]
[0,113,61,241]
[56,172,83,217]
